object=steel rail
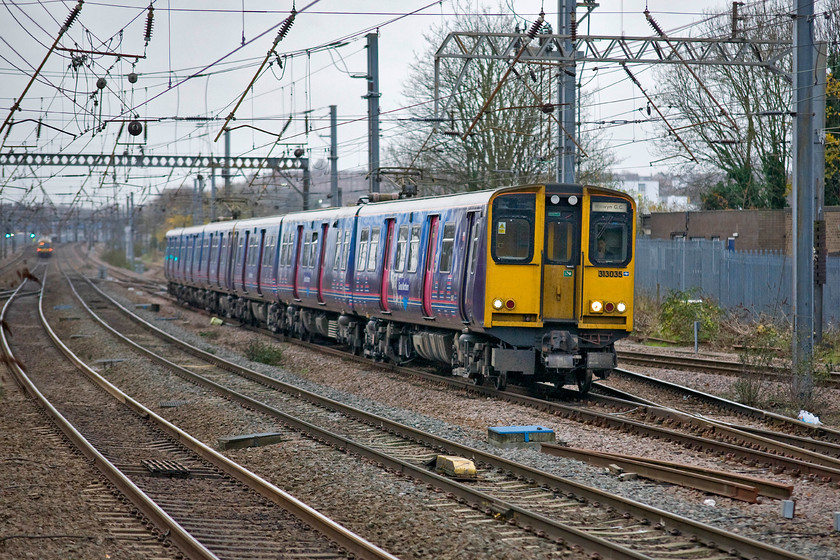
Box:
[605,367,840,444]
[71,265,813,560]
[47,265,401,560]
[0,269,220,560]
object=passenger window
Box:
[309,231,319,268]
[407,225,421,272]
[394,225,408,272]
[358,228,370,271]
[341,230,351,271]
[439,223,456,273]
[368,227,380,271]
[333,229,343,270]
[302,232,311,267]
[491,194,535,263]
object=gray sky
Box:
[0,1,745,209]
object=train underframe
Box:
[171,283,622,394]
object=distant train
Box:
[36,238,53,258]
[165,183,636,393]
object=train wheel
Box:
[576,369,593,394]
[494,371,507,391]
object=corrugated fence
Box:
[635,238,840,326]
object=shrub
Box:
[244,339,284,366]
[658,289,722,344]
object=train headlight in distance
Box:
[492,298,504,310]
[590,300,603,313]
[617,302,627,313]
[568,195,578,206]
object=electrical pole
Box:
[365,33,380,194]
[815,43,827,345]
[329,105,340,206]
[558,0,576,183]
[792,0,815,395]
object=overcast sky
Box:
[0,1,760,209]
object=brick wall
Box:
[645,207,840,255]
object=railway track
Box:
[1,262,397,560]
[57,251,820,560]
[616,348,840,385]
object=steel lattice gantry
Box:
[0,152,308,172]
[433,32,792,120]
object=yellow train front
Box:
[467,183,635,393]
[36,238,53,258]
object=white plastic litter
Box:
[797,410,821,425]
[703,499,716,507]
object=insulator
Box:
[36,119,42,140]
[63,1,82,32]
[144,5,154,45]
[96,77,106,89]
[276,9,296,43]
[644,9,665,37]
[527,11,544,39]
[570,11,577,41]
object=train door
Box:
[292,225,303,300]
[459,211,479,323]
[380,219,395,312]
[542,199,580,321]
[226,231,238,291]
[316,223,328,304]
[240,230,250,293]
[422,215,440,318]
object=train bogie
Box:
[165,183,635,394]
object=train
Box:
[164,182,636,393]
[36,237,53,257]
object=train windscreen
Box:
[589,197,633,266]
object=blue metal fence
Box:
[635,238,840,326]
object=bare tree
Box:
[390,4,615,194]
[653,1,792,209]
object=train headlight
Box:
[589,300,603,313]
[568,195,578,205]
[617,302,627,313]
[492,298,504,310]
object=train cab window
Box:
[367,227,380,271]
[589,198,633,266]
[357,228,370,271]
[491,194,535,264]
[439,223,456,273]
[545,207,579,266]
[407,225,421,272]
[394,225,408,272]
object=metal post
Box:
[329,105,340,206]
[303,165,311,211]
[814,43,827,344]
[366,33,380,194]
[224,129,231,196]
[126,193,134,266]
[210,166,216,222]
[197,174,205,224]
[557,0,576,183]
[792,0,815,393]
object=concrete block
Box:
[435,455,477,479]
[488,425,555,448]
[218,432,285,451]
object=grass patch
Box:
[198,330,220,340]
[245,339,284,366]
